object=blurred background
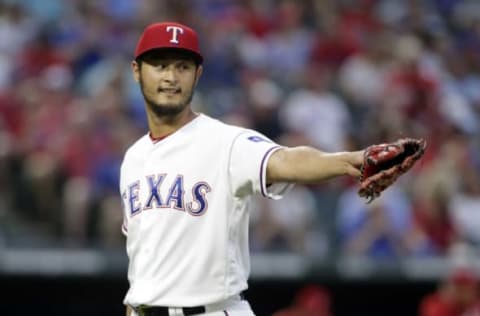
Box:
[1,0,480,315]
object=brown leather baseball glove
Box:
[358,138,427,203]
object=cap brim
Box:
[135,47,203,64]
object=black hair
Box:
[135,48,202,68]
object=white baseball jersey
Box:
[120,113,292,307]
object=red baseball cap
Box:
[134,22,203,64]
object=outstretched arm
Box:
[267,146,364,184]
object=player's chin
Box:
[157,94,186,104]
[159,97,188,108]
[150,101,188,116]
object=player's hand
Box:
[345,150,364,178]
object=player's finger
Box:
[347,165,361,178]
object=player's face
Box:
[132,51,202,117]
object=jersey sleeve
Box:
[229,130,293,199]
[121,217,128,236]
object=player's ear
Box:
[194,65,203,87]
[132,60,140,82]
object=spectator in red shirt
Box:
[419,268,479,316]
[413,188,457,255]
[273,285,333,316]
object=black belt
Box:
[136,305,206,316]
[135,291,245,316]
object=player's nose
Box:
[161,68,178,83]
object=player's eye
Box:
[177,63,191,71]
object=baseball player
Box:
[121,22,364,316]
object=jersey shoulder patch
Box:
[247,135,272,143]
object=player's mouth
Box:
[159,87,181,95]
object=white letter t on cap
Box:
[166,26,184,44]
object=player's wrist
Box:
[348,150,365,166]
[333,151,363,168]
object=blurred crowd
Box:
[419,267,480,316]
[0,0,479,264]
[271,267,480,316]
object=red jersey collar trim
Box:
[149,131,173,143]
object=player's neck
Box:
[147,108,198,139]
